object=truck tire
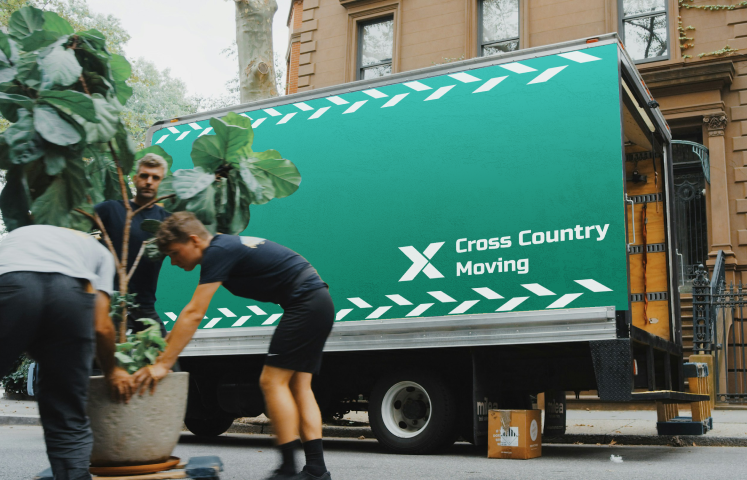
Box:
[184,415,235,437]
[369,370,457,454]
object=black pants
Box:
[0,272,95,480]
[127,306,167,338]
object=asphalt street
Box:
[2,425,747,480]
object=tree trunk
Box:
[235,0,278,103]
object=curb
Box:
[228,422,747,447]
[0,415,41,426]
[543,434,747,447]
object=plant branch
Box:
[132,194,175,216]
[75,208,121,271]
[108,141,133,343]
[126,241,149,283]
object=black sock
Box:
[278,439,301,474]
[302,439,327,477]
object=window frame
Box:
[477,0,521,57]
[357,15,395,81]
[618,0,670,64]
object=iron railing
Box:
[691,251,747,403]
[672,140,710,184]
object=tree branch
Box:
[126,241,149,284]
[132,193,176,216]
[108,141,133,343]
[75,208,121,272]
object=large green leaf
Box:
[8,7,44,41]
[30,156,87,227]
[0,64,17,84]
[0,166,32,232]
[0,91,32,122]
[42,11,74,36]
[0,32,19,65]
[76,94,119,143]
[15,53,40,89]
[4,109,43,164]
[39,37,82,88]
[86,151,124,204]
[43,144,67,176]
[244,158,301,204]
[227,169,252,234]
[0,92,33,110]
[33,104,82,146]
[76,29,107,51]
[210,116,251,165]
[109,54,131,82]
[113,79,133,106]
[172,168,215,199]
[238,163,264,204]
[39,37,83,89]
[18,30,62,52]
[39,90,98,123]
[223,111,254,145]
[190,135,224,172]
[111,121,136,174]
[186,182,217,232]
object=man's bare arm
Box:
[132,282,221,393]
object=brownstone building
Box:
[284,0,747,363]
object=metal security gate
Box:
[692,251,747,403]
[672,141,709,292]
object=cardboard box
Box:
[487,409,542,459]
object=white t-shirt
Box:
[0,225,115,295]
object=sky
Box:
[85,0,292,97]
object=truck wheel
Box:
[184,415,235,437]
[369,370,457,454]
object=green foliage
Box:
[114,318,167,374]
[0,354,33,395]
[0,5,135,231]
[110,290,138,331]
[163,112,302,235]
[698,45,739,58]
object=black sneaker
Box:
[295,470,332,480]
[265,469,299,480]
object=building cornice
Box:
[640,61,735,97]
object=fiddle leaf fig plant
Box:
[163,111,302,235]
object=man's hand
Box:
[132,362,170,396]
[106,367,134,403]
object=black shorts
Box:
[265,286,335,375]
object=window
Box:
[620,0,669,62]
[479,0,519,56]
[358,17,394,80]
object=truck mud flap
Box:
[590,339,633,401]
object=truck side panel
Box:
[150,42,630,333]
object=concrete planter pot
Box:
[87,372,189,467]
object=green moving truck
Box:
[147,33,684,453]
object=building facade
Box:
[284,0,747,287]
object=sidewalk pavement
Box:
[4,394,747,446]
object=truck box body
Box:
[146,34,681,451]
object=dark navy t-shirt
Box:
[198,234,326,306]
[95,200,171,308]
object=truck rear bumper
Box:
[182,306,617,357]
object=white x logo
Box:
[398,242,445,282]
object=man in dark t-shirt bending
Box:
[132,212,334,480]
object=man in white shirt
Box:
[0,225,133,480]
